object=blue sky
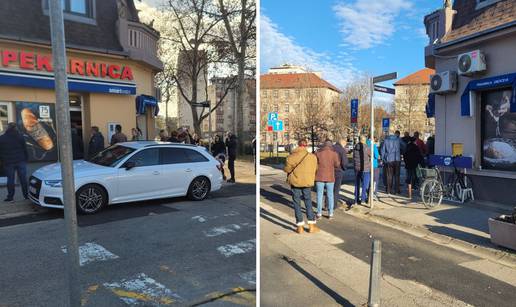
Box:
[260,0,443,90]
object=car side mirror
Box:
[124,161,136,170]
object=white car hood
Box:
[33,160,114,180]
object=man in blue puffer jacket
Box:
[0,123,29,202]
[381,131,401,194]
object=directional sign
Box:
[272,120,284,131]
[373,72,398,83]
[382,118,390,131]
[350,99,359,123]
[374,85,395,95]
[192,101,210,107]
[268,112,278,121]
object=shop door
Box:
[70,109,84,159]
[0,102,13,184]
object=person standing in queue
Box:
[333,138,348,209]
[0,123,29,202]
[88,126,105,159]
[350,135,371,209]
[225,132,238,183]
[212,135,227,180]
[110,124,128,145]
[284,138,319,234]
[315,140,340,219]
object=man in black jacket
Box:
[333,138,348,209]
[0,123,29,202]
[88,126,104,159]
[225,132,237,183]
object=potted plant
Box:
[488,207,516,250]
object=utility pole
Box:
[49,0,81,306]
[208,101,212,153]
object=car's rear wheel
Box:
[76,184,107,214]
[188,176,211,201]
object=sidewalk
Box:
[338,176,516,268]
[0,186,46,219]
[0,160,256,219]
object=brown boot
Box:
[296,226,305,234]
[308,223,319,233]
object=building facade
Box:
[202,77,256,140]
[260,65,341,147]
[0,0,162,183]
[393,68,435,137]
[424,0,516,204]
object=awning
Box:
[0,69,136,95]
[461,72,516,116]
[136,94,159,116]
[426,93,435,118]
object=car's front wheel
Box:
[76,184,107,214]
[188,176,211,201]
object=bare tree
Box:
[216,0,256,148]
[161,0,235,135]
[393,84,428,134]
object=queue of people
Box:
[284,131,435,233]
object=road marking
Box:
[191,215,207,223]
[217,239,256,257]
[204,224,242,237]
[103,273,181,306]
[238,271,256,285]
[223,211,240,217]
[459,259,516,287]
[61,242,119,266]
[81,284,99,306]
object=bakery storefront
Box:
[0,41,159,182]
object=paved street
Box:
[260,165,516,307]
[0,161,256,306]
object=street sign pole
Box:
[369,72,397,209]
[49,0,81,306]
[369,77,375,208]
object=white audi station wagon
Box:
[28,142,224,214]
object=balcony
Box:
[118,19,163,71]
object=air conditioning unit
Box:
[430,71,457,94]
[458,50,487,76]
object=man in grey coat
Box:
[333,138,348,209]
[381,131,401,194]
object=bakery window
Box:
[480,88,516,171]
[42,0,96,25]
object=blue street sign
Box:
[273,120,284,131]
[382,118,390,131]
[351,99,359,123]
[268,112,278,122]
[374,85,395,95]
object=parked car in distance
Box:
[28,142,224,214]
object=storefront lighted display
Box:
[15,102,58,162]
[481,89,516,171]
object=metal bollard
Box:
[368,239,382,307]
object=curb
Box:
[345,206,516,269]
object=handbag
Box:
[286,152,309,182]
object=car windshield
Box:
[88,145,135,167]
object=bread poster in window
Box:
[482,90,516,171]
[15,102,58,162]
